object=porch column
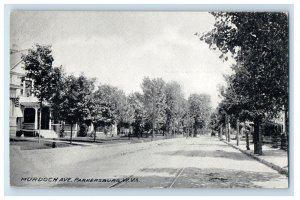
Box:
[75,123,78,137]
[22,80,26,97]
[34,107,38,130]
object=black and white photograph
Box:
[9,10,289,189]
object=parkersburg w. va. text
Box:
[20,177,139,183]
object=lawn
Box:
[10,139,79,150]
[58,134,183,144]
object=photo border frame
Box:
[3,4,294,196]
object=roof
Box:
[10,71,25,77]
[10,84,23,89]
[10,50,26,74]
[20,102,50,108]
[20,102,39,107]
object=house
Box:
[10,49,57,138]
[10,48,119,139]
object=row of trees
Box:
[22,45,212,143]
[198,12,289,155]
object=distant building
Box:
[273,111,286,133]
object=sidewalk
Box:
[11,136,97,147]
[221,138,288,176]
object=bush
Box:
[264,122,282,137]
[78,123,88,137]
[59,128,65,137]
[16,130,23,137]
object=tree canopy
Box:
[21,45,214,140]
[199,12,289,154]
[22,44,55,102]
[141,77,168,137]
[199,12,288,120]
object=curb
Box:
[221,139,288,177]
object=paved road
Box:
[10,136,288,188]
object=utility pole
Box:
[225,124,228,141]
[225,114,228,141]
[228,116,231,142]
[245,124,250,150]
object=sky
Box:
[10,11,235,108]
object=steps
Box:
[39,129,58,139]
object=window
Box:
[10,89,17,98]
[24,80,32,97]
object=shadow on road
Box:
[188,143,228,147]
[118,167,284,188]
[260,149,288,157]
[157,150,252,161]
[51,167,284,188]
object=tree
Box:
[141,77,167,138]
[188,94,212,136]
[208,111,220,133]
[48,66,66,124]
[22,44,55,142]
[114,91,134,135]
[59,74,95,144]
[89,84,121,139]
[165,81,186,136]
[75,74,95,135]
[198,12,288,155]
[128,92,146,138]
[181,100,193,137]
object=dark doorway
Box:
[23,108,35,123]
[38,107,50,129]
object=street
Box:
[10,136,288,188]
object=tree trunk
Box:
[38,102,42,143]
[253,117,263,155]
[259,124,263,153]
[246,128,250,150]
[117,123,121,135]
[228,120,231,142]
[284,109,289,175]
[104,126,107,136]
[220,126,223,139]
[138,127,140,139]
[152,120,155,139]
[70,124,73,144]
[236,119,240,146]
[285,109,289,150]
[93,125,97,142]
[225,117,228,141]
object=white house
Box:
[10,49,57,138]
